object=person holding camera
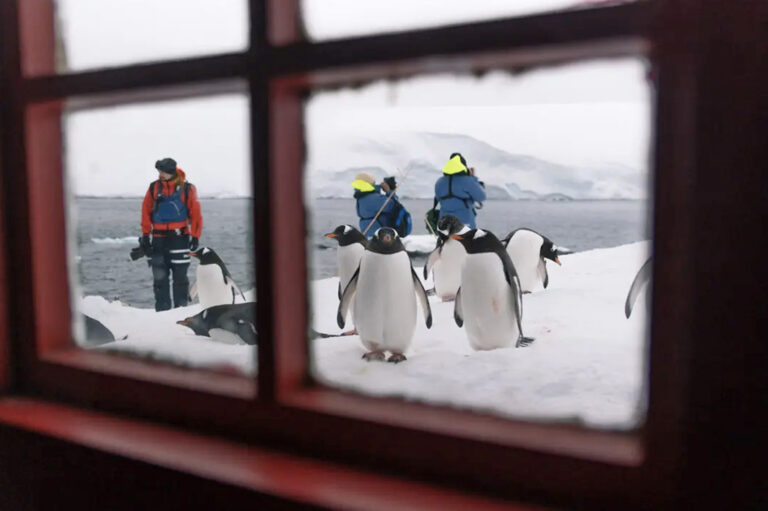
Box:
[433,152,486,229]
[139,158,203,311]
[351,172,399,238]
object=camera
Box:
[383,176,397,191]
[129,244,146,261]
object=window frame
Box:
[0,0,705,508]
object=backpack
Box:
[391,199,412,237]
[425,199,440,235]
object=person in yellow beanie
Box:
[433,153,485,228]
[351,172,398,237]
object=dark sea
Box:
[75,198,650,308]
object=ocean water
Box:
[309,198,650,278]
[74,198,649,307]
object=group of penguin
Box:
[325,216,572,363]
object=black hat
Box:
[155,158,177,174]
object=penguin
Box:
[625,257,652,318]
[82,313,117,346]
[423,215,468,301]
[450,229,534,350]
[177,302,256,345]
[337,227,432,363]
[503,228,572,293]
[324,224,367,300]
[189,247,246,309]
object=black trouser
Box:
[150,234,190,311]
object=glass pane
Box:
[306,59,652,429]
[54,0,247,73]
[301,0,637,42]
[65,90,257,376]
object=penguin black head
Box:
[450,228,504,254]
[436,215,467,240]
[540,239,563,266]
[177,310,210,336]
[324,224,367,247]
[189,246,224,266]
[367,227,405,254]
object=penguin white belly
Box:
[433,239,466,299]
[506,231,544,292]
[196,265,237,309]
[353,252,417,354]
[337,243,365,292]
[461,253,519,350]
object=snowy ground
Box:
[79,240,650,430]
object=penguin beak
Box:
[189,251,198,258]
[450,234,464,241]
[177,319,189,325]
[324,233,338,238]
[554,256,561,266]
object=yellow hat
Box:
[442,154,468,175]
[352,172,376,192]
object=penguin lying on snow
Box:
[337,227,432,363]
[177,303,256,345]
[324,224,367,300]
[625,257,652,318]
[423,215,468,301]
[451,229,534,350]
[503,228,571,293]
[189,247,246,308]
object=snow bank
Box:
[310,241,651,429]
[78,241,650,429]
[402,234,436,254]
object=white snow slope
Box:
[80,240,650,430]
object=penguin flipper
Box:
[337,282,342,300]
[411,266,432,328]
[337,266,360,329]
[500,252,526,340]
[423,246,441,280]
[236,319,258,345]
[189,280,198,301]
[538,259,549,289]
[453,287,464,327]
[625,257,653,318]
[225,276,247,303]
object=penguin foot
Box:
[516,336,535,348]
[387,353,407,363]
[362,351,386,362]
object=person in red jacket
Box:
[140,158,203,311]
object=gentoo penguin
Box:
[177,302,256,345]
[451,229,534,350]
[625,257,652,318]
[503,228,571,293]
[189,247,246,309]
[423,215,468,301]
[337,227,432,363]
[82,313,116,346]
[324,224,367,300]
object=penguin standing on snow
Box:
[625,257,652,318]
[337,227,432,363]
[189,247,246,309]
[423,215,468,301]
[177,302,256,345]
[451,229,534,350]
[503,228,571,293]
[324,224,368,299]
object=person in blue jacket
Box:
[434,153,486,229]
[352,172,398,238]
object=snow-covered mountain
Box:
[306,131,647,200]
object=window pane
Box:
[301,0,638,42]
[65,90,257,375]
[306,59,652,429]
[54,0,247,73]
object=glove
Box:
[383,176,397,191]
[189,237,199,252]
[140,235,153,256]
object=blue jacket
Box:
[434,173,486,228]
[355,186,398,237]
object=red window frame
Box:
[1,0,733,508]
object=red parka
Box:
[141,168,203,238]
